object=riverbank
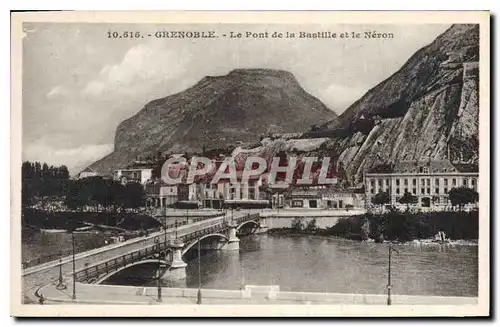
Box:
[268,210,479,244]
[22,208,161,231]
[267,228,478,246]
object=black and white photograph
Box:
[10,11,490,317]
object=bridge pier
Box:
[222,222,240,251]
[256,217,269,234]
[163,242,187,281]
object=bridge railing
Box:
[22,249,76,270]
[75,221,231,283]
[179,223,227,244]
[74,241,171,283]
[232,213,260,226]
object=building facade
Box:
[200,178,265,209]
[145,182,178,208]
[287,184,363,209]
[78,167,99,179]
[364,160,479,209]
[113,168,152,185]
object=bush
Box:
[326,210,478,242]
[291,217,305,231]
[327,216,365,240]
[305,218,317,231]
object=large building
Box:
[200,177,265,209]
[145,181,178,208]
[113,167,152,185]
[78,167,100,179]
[364,159,479,209]
[287,185,364,209]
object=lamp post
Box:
[387,242,399,305]
[71,229,76,300]
[163,220,167,248]
[240,257,245,291]
[55,254,66,290]
[155,237,162,302]
[175,220,178,240]
[197,238,202,304]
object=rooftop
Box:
[367,159,478,174]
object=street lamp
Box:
[197,237,202,304]
[163,220,167,248]
[71,228,76,300]
[55,254,66,290]
[175,220,178,240]
[387,242,399,305]
[240,257,245,291]
[155,237,162,302]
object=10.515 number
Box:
[107,31,143,39]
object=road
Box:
[21,210,253,303]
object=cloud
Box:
[23,141,114,175]
[317,84,368,113]
[82,43,191,96]
[82,81,105,96]
[46,85,69,99]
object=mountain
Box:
[233,24,479,185]
[314,24,479,183]
[89,69,337,175]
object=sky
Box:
[21,23,450,174]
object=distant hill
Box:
[89,69,337,175]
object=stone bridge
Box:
[72,213,265,284]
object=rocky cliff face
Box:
[233,24,480,185]
[318,24,480,183]
[89,69,337,175]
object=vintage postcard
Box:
[11,11,490,317]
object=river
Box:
[22,227,477,297]
[108,234,477,297]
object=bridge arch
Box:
[236,220,260,231]
[182,233,229,256]
[236,220,260,236]
[93,259,170,285]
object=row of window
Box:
[369,187,450,195]
[395,167,456,174]
[369,177,476,188]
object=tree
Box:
[337,162,350,188]
[65,180,91,210]
[371,191,391,209]
[384,210,417,242]
[305,218,317,231]
[122,182,146,210]
[448,187,479,210]
[291,217,304,231]
[398,191,418,210]
[309,124,320,132]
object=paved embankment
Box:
[38,281,477,305]
[260,208,366,217]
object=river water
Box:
[141,234,477,297]
[23,228,477,297]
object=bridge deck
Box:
[22,211,259,301]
